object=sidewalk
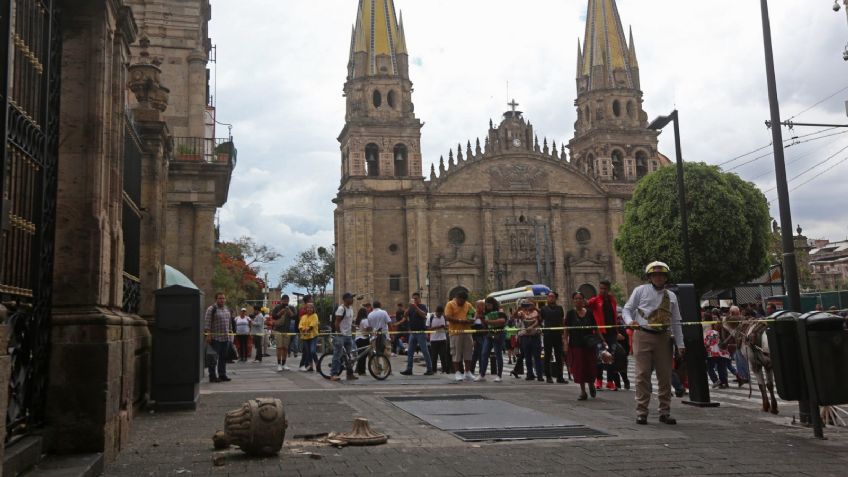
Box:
[105,356,848,476]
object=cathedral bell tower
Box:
[338,0,423,181]
[569,0,663,183]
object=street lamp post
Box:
[648,111,716,407]
[648,110,693,281]
[760,0,823,437]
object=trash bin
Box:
[153,283,204,410]
[802,312,848,405]
[766,311,803,401]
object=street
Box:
[105,353,848,476]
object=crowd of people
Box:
[203,259,847,425]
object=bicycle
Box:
[317,335,391,380]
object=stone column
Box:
[607,197,627,292]
[193,206,218,302]
[549,197,567,296]
[186,49,208,138]
[481,195,495,292]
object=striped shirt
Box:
[205,305,233,342]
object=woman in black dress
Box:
[564,292,598,400]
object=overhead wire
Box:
[727,129,848,172]
[762,142,848,194]
[746,132,848,181]
[787,84,848,121]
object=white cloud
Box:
[209,0,848,285]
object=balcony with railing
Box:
[172,137,237,168]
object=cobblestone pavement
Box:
[105,354,848,476]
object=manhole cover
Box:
[451,426,611,442]
[384,395,489,402]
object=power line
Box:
[718,143,773,167]
[747,134,848,181]
[727,129,848,172]
[767,153,848,202]
[763,142,848,193]
[787,84,848,121]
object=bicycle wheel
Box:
[368,354,391,380]
[317,352,334,379]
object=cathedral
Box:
[333,0,670,306]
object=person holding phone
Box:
[515,299,543,381]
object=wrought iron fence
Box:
[172,137,237,167]
[122,273,140,315]
[2,0,61,441]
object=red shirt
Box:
[587,294,618,330]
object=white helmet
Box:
[645,261,671,276]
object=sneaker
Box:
[298,366,307,372]
[474,375,486,382]
[282,365,291,371]
[219,376,231,382]
[659,414,677,425]
[454,371,464,382]
[400,370,413,376]
[423,371,434,376]
[494,376,502,383]
[606,381,617,391]
[277,364,283,372]
[464,372,475,381]
[306,367,314,372]
[594,378,603,390]
[330,375,341,382]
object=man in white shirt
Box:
[366,301,393,356]
[622,261,686,426]
[330,293,357,381]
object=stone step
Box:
[3,435,43,477]
[19,453,103,477]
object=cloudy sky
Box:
[209,0,848,286]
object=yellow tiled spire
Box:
[580,0,637,90]
[350,0,407,77]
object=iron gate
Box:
[0,0,61,440]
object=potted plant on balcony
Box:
[176,144,201,161]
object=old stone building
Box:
[0,0,233,471]
[334,0,669,306]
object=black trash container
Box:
[803,312,848,406]
[153,284,204,410]
[767,311,803,401]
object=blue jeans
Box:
[405,332,433,373]
[331,335,355,376]
[301,338,318,369]
[707,356,728,385]
[208,340,229,379]
[480,333,504,377]
[521,335,543,378]
[733,349,749,380]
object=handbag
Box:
[205,344,218,368]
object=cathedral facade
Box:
[333,0,669,306]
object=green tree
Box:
[614,163,771,294]
[280,245,336,321]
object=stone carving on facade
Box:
[489,164,549,191]
[222,398,288,456]
[127,36,170,111]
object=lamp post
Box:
[760,0,822,437]
[648,110,692,282]
[647,111,716,407]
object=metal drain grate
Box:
[451,426,610,442]
[384,395,490,402]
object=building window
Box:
[388,243,399,253]
[387,90,397,109]
[611,149,624,180]
[627,100,636,119]
[448,227,466,246]
[612,100,622,117]
[576,227,591,245]
[373,90,382,108]
[365,143,380,176]
[389,275,401,292]
[393,144,408,177]
[635,151,649,178]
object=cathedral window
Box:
[389,275,401,292]
[448,227,466,246]
[576,228,591,245]
[387,90,397,109]
[635,151,649,178]
[578,283,597,299]
[612,100,622,117]
[611,150,624,180]
[393,144,408,176]
[586,154,595,176]
[365,143,380,176]
[388,243,399,253]
[627,100,636,119]
[372,90,382,108]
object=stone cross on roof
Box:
[508,98,519,113]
